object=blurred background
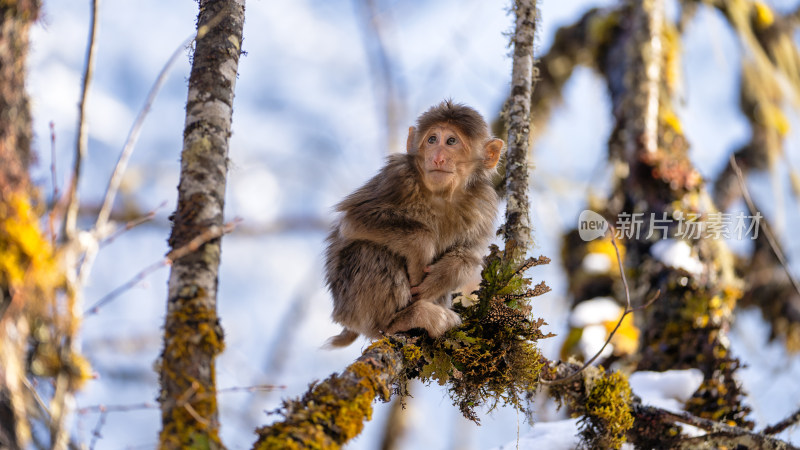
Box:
[25,0,800,448]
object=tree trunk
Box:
[600,0,751,426]
[0,1,40,448]
[158,0,245,447]
[502,0,538,263]
[0,0,37,193]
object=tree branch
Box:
[158,0,245,447]
[63,0,99,241]
[503,0,539,262]
[253,338,405,449]
[763,406,800,436]
[634,403,798,450]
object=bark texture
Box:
[0,1,40,448]
[158,0,245,447]
[579,0,750,426]
[253,339,405,449]
[502,0,538,262]
[0,0,38,195]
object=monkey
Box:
[324,100,504,347]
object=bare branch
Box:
[763,406,800,435]
[84,220,239,316]
[94,34,193,231]
[47,121,58,245]
[634,403,798,449]
[542,225,659,385]
[63,0,99,241]
[358,0,406,153]
[730,155,800,298]
[98,201,167,247]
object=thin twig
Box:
[763,406,800,435]
[542,225,659,385]
[609,226,631,311]
[22,377,51,420]
[76,384,283,416]
[78,34,194,288]
[94,34,193,231]
[83,220,239,316]
[64,0,100,241]
[358,0,405,153]
[217,384,286,394]
[48,121,59,246]
[730,155,800,298]
[88,410,107,450]
[77,402,156,415]
[635,403,797,449]
[99,201,167,247]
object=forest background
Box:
[4,0,800,448]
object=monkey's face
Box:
[416,124,473,194]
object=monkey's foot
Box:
[386,301,462,339]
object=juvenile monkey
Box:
[325,100,504,347]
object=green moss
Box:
[410,245,553,423]
[254,340,399,449]
[159,288,225,449]
[579,370,634,449]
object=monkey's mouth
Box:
[428,169,453,174]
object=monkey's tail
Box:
[324,328,359,348]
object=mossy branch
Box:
[255,247,553,446]
[253,338,405,449]
[158,0,245,447]
[544,361,798,449]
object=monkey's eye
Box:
[446,137,457,145]
[427,135,437,144]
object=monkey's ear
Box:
[406,126,416,153]
[483,139,503,169]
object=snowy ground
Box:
[24,0,800,448]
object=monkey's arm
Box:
[411,242,484,302]
[338,218,433,285]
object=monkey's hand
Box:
[407,264,427,289]
[412,247,480,302]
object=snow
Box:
[581,252,612,274]
[570,297,623,327]
[493,418,581,450]
[21,0,800,448]
[579,324,615,360]
[650,239,704,276]
[629,369,704,413]
[497,369,706,449]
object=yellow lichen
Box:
[254,340,400,449]
[580,370,634,449]
[0,192,61,291]
[661,108,683,134]
[753,1,774,28]
[662,22,682,92]
[588,11,620,46]
[159,288,225,448]
[757,103,790,136]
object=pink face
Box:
[417,125,471,193]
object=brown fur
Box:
[324,101,504,346]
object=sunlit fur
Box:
[325,101,504,347]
